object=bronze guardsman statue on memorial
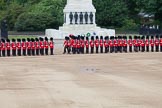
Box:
[69,12,73,24]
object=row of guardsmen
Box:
[63,35,162,54]
[0,37,54,57]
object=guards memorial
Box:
[46,0,115,39]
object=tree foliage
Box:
[0,0,161,31]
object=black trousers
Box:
[64,46,68,54]
[7,50,10,56]
[2,50,5,57]
[81,47,84,54]
[141,46,145,52]
[118,46,122,53]
[110,47,113,53]
[139,46,141,51]
[160,46,162,52]
[91,47,94,54]
[105,47,108,53]
[23,49,26,56]
[36,49,39,55]
[50,48,54,55]
[146,46,149,52]
[134,46,138,52]
[77,48,80,54]
[96,47,99,53]
[45,48,48,55]
[17,49,21,56]
[0,50,1,57]
[12,50,16,56]
[151,46,154,52]
[107,46,109,53]
[123,46,127,53]
[27,49,31,56]
[100,47,103,53]
[32,49,35,56]
[86,47,89,54]
[114,46,118,53]
[155,46,159,52]
[72,47,76,54]
[129,46,132,52]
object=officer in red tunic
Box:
[26,38,31,56]
[160,35,162,52]
[31,38,35,56]
[11,39,16,56]
[145,36,149,52]
[22,39,26,56]
[100,36,104,53]
[35,38,40,55]
[6,39,11,56]
[85,37,89,54]
[90,36,94,54]
[150,36,154,52]
[44,37,49,55]
[1,39,5,57]
[80,36,85,54]
[49,37,54,55]
[17,39,21,56]
[104,36,108,53]
[128,36,132,52]
[155,35,159,52]
[95,36,99,53]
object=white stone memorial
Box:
[45,0,115,39]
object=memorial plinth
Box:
[45,0,115,39]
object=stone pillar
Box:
[88,12,90,24]
[93,12,96,24]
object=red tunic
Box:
[85,40,89,48]
[145,39,149,46]
[17,42,21,50]
[26,42,31,49]
[128,39,133,46]
[123,40,127,47]
[100,40,103,47]
[113,39,118,47]
[22,42,26,50]
[140,40,145,47]
[104,40,108,47]
[11,42,16,50]
[49,41,54,48]
[109,40,113,47]
[154,39,159,46]
[150,39,154,47]
[1,43,5,51]
[160,39,162,46]
[64,40,68,47]
[90,40,94,47]
[80,40,84,48]
[95,40,99,47]
[44,41,48,49]
[6,42,10,50]
[39,41,44,49]
[31,42,35,49]
[76,40,80,48]
[35,42,39,49]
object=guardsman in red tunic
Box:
[44,37,49,55]
[39,38,44,55]
[6,39,11,56]
[137,36,141,51]
[1,39,5,57]
[17,39,21,56]
[100,36,104,53]
[49,37,54,55]
[104,36,108,53]
[11,39,16,56]
[85,37,89,54]
[35,38,40,55]
[70,36,75,54]
[95,36,99,53]
[63,36,69,54]
[128,36,133,52]
[109,36,114,53]
[155,35,159,52]
[133,36,138,52]
[117,36,122,53]
[22,39,26,56]
[31,38,35,56]
[90,36,94,54]
[26,38,31,56]
[114,36,118,53]
[160,35,162,52]
[145,36,149,52]
[140,36,145,52]
[150,36,154,52]
[123,36,127,53]
[80,36,85,54]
